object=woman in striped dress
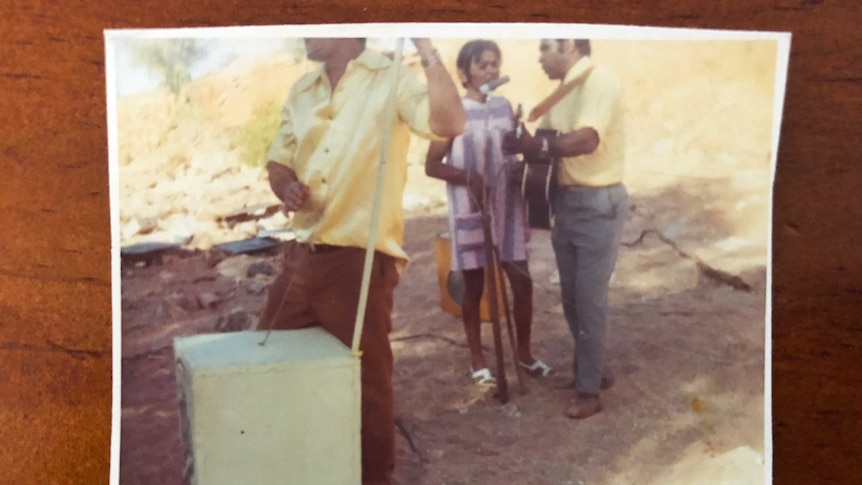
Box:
[425,39,554,386]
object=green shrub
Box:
[235,101,283,167]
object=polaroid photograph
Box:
[105,23,789,485]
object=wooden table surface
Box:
[1,1,860,483]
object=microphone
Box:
[479,75,510,95]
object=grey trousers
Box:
[551,183,628,394]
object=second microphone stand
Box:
[478,89,529,404]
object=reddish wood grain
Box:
[1,1,860,483]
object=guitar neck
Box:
[512,103,524,136]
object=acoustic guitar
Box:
[509,104,558,230]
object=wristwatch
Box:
[421,49,441,68]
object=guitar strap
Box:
[527,61,595,123]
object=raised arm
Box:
[412,38,465,138]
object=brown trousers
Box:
[259,241,400,485]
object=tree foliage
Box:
[235,101,283,167]
[127,39,207,95]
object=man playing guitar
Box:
[504,38,628,420]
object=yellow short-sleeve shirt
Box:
[266,49,443,269]
[540,56,625,187]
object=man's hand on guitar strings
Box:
[503,125,541,159]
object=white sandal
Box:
[469,367,497,386]
[518,359,557,377]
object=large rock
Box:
[246,279,271,296]
[196,291,221,309]
[216,307,252,332]
[247,261,277,278]
[215,254,261,281]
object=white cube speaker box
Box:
[173,328,361,485]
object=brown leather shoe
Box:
[551,374,615,391]
[600,373,615,390]
[566,393,602,419]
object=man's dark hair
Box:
[556,39,591,56]
[456,39,502,88]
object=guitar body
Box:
[512,128,559,230]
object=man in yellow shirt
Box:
[504,39,627,420]
[259,38,464,484]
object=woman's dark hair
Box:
[456,39,502,87]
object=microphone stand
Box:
[478,86,528,403]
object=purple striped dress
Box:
[446,96,529,271]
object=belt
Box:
[298,242,345,253]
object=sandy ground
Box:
[119,166,768,485]
[116,38,774,484]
